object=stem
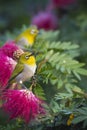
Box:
[29,85,33,91]
[37,58,48,73]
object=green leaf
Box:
[48,41,79,50]
[72,116,87,124]
[75,68,87,76]
[50,100,60,113]
[33,84,46,100]
[72,71,81,80]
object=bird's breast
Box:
[15,64,36,83]
[16,37,29,48]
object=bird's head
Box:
[23,26,39,45]
[19,52,36,66]
[15,26,39,47]
[28,26,39,37]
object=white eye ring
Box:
[25,55,29,59]
[30,29,36,34]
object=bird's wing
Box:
[9,63,24,83]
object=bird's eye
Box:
[30,29,36,34]
[25,53,33,59]
[25,55,29,59]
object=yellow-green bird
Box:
[15,26,39,49]
[9,52,37,85]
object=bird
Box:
[8,52,37,86]
[15,26,39,49]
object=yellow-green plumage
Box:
[9,52,36,84]
[15,26,39,48]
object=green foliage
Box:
[0,123,21,130]
[33,84,46,100]
[1,4,87,130]
[1,26,87,130]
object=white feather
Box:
[15,64,37,83]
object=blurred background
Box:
[0,0,87,63]
[0,0,47,32]
[0,0,86,32]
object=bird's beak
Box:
[38,31,41,35]
[30,52,39,57]
[31,52,35,56]
[27,52,35,57]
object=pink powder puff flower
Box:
[0,52,17,89]
[0,40,24,89]
[51,0,76,8]
[31,11,58,31]
[0,40,24,59]
[2,89,45,123]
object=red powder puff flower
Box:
[2,89,45,123]
[51,0,76,8]
[31,11,58,31]
[0,40,24,90]
[0,52,17,89]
